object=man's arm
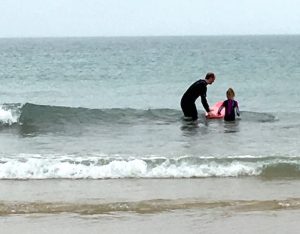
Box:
[200,94,210,113]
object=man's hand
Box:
[206,111,214,118]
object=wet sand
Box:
[1,178,300,233]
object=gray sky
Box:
[1,0,299,37]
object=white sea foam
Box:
[0,105,19,125]
[0,155,263,179]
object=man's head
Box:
[205,72,215,85]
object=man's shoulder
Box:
[196,79,207,86]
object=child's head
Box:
[226,88,235,99]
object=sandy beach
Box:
[1,178,300,234]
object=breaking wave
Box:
[1,155,300,179]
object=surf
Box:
[1,154,300,179]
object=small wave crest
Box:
[0,103,278,132]
[239,111,277,123]
[18,103,181,129]
[1,155,300,179]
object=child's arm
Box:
[217,103,224,115]
[236,102,240,116]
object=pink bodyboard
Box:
[206,101,225,119]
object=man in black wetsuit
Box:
[181,72,215,120]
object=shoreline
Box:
[1,178,300,234]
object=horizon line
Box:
[0,33,299,39]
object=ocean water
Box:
[1,36,300,233]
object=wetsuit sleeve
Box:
[236,101,240,116]
[200,94,210,113]
[218,102,225,114]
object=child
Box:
[218,88,240,121]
